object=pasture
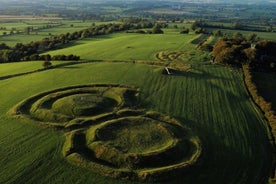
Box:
[0,30,273,183]
[46,32,201,61]
[0,61,67,78]
[208,28,276,41]
[0,20,109,46]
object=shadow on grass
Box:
[58,66,81,69]
[162,68,229,81]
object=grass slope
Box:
[0,20,113,47]
[46,32,198,61]
[0,61,67,78]
[0,61,273,184]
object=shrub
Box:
[43,60,52,68]
[242,64,276,180]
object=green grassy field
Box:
[0,20,116,47]
[46,32,200,61]
[0,31,273,183]
[0,61,68,78]
[207,28,276,41]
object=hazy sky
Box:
[0,0,275,3]
[0,0,276,4]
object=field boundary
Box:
[0,15,63,20]
[0,60,99,81]
[242,64,276,181]
[0,59,192,81]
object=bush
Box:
[242,64,276,177]
[43,60,52,68]
[180,28,189,34]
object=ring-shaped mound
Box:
[156,50,190,61]
[52,93,118,117]
[9,85,203,182]
[89,117,175,154]
[9,84,139,128]
[63,114,202,182]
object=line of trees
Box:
[30,54,80,61]
[242,64,276,181]
[191,20,274,33]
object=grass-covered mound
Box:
[2,60,273,183]
[9,84,139,128]
[63,113,202,182]
[9,83,202,182]
[156,50,190,62]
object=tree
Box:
[191,20,204,31]
[244,47,257,63]
[44,54,51,62]
[81,30,89,39]
[194,28,208,34]
[152,24,164,34]
[266,26,273,32]
[30,54,40,61]
[0,43,10,50]
[180,28,189,34]
[42,54,52,68]
[213,29,222,37]
[0,50,21,62]
[232,32,245,42]
[232,22,244,29]
[25,27,31,35]
[47,42,55,50]
[43,60,52,68]
[212,38,247,65]
[247,33,258,43]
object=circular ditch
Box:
[10,84,202,182]
[10,84,139,128]
[63,115,202,182]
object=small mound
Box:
[156,50,189,62]
[89,117,174,154]
[10,84,139,128]
[52,94,118,117]
[10,84,203,182]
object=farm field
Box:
[46,31,202,61]
[0,61,69,78]
[0,29,273,183]
[0,20,115,47]
[207,28,276,41]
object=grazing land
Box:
[0,20,112,47]
[46,31,200,61]
[0,0,275,183]
[0,31,273,183]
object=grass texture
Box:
[0,31,273,183]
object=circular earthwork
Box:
[10,84,202,182]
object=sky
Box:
[0,0,276,4]
[0,0,275,3]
